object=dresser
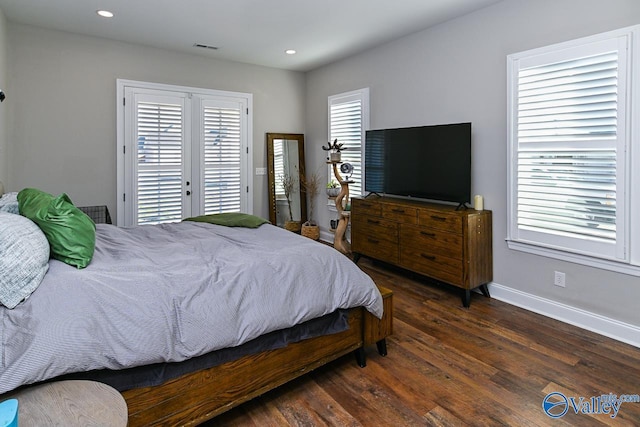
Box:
[352,196,492,307]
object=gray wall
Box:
[0,9,7,187]
[305,0,640,328]
[5,23,306,220]
[3,1,640,339]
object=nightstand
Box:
[5,380,127,426]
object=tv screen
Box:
[365,123,471,205]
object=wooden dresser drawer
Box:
[353,235,399,264]
[351,196,492,305]
[352,199,382,217]
[382,204,417,224]
[400,224,463,260]
[352,216,398,245]
[418,209,462,233]
[400,247,463,287]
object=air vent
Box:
[193,43,219,50]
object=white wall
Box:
[0,9,7,188]
[305,0,640,335]
[6,23,306,220]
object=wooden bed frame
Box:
[123,308,363,426]
[0,289,391,426]
[123,286,393,427]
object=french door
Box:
[117,80,252,226]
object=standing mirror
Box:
[267,133,307,230]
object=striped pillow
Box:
[0,212,50,308]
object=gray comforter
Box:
[0,221,382,394]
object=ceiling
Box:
[0,0,502,72]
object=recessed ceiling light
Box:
[96,10,114,18]
[285,49,296,55]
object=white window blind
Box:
[135,96,186,225]
[273,141,285,198]
[202,103,242,214]
[328,89,369,197]
[517,51,619,241]
[507,27,639,267]
[118,80,253,227]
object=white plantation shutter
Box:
[508,31,633,262]
[273,141,285,198]
[118,81,252,227]
[328,89,369,197]
[135,95,187,225]
[201,101,243,214]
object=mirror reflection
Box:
[267,133,307,230]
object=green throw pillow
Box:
[17,188,96,269]
[184,212,269,228]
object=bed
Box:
[0,193,384,426]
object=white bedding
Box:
[0,221,382,394]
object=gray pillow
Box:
[0,192,19,214]
[0,212,50,308]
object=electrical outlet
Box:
[554,271,566,288]
[255,167,267,175]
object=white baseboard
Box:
[489,283,640,348]
[319,230,333,243]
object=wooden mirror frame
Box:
[266,133,307,227]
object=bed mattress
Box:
[0,221,382,394]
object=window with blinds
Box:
[507,27,638,266]
[202,103,242,214]
[328,89,369,198]
[272,139,285,198]
[136,98,185,225]
[118,81,252,227]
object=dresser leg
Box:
[376,339,387,356]
[479,284,490,298]
[462,289,471,308]
[354,347,366,367]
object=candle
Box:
[474,195,484,211]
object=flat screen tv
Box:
[364,122,471,206]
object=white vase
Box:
[326,188,340,197]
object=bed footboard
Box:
[122,308,365,426]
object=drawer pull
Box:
[367,238,380,244]
[420,254,436,261]
[420,231,436,237]
[392,208,405,213]
[367,219,380,225]
[430,215,447,221]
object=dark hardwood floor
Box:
[207,258,640,426]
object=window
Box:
[272,140,285,198]
[507,25,640,273]
[117,80,253,226]
[135,94,187,224]
[328,89,370,198]
[199,98,245,214]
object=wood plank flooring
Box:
[207,258,640,426]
